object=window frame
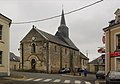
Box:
[31,43,36,53]
[116,34,120,50]
[0,24,3,40]
[0,51,3,64]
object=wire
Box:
[12,0,103,24]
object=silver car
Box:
[106,71,120,84]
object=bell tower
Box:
[56,9,69,38]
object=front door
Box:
[31,59,36,70]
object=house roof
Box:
[89,58,98,64]
[10,52,20,62]
[89,56,104,64]
[0,13,12,26]
[80,52,89,60]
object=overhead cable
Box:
[12,0,103,24]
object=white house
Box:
[0,13,12,76]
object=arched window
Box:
[31,43,36,53]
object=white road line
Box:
[64,80,70,83]
[95,80,99,84]
[33,78,43,81]
[53,79,61,82]
[75,80,81,84]
[85,81,91,84]
[43,79,52,82]
[25,78,34,81]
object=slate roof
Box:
[89,56,104,64]
[35,28,78,50]
[80,52,89,60]
[89,58,98,64]
[10,52,20,62]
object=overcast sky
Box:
[0,0,120,61]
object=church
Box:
[20,10,80,73]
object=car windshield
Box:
[61,68,65,70]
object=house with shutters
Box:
[20,10,80,73]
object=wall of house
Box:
[105,25,120,72]
[0,15,11,76]
[10,61,20,70]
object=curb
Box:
[4,76,26,81]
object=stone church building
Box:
[20,10,80,73]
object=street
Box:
[0,71,106,84]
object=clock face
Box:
[32,37,35,40]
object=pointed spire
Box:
[60,9,66,25]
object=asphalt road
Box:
[0,71,106,84]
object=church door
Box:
[31,59,36,70]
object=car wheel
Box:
[96,76,98,79]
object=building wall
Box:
[0,15,11,76]
[89,64,95,72]
[20,29,48,72]
[105,24,120,72]
[10,61,20,70]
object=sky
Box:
[0,0,120,61]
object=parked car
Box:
[59,68,71,73]
[106,71,120,84]
[96,71,105,79]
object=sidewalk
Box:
[0,73,25,81]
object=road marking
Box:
[64,80,70,83]
[95,80,99,84]
[25,78,34,81]
[85,81,91,84]
[75,80,81,84]
[33,78,43,81]
[53,79,61,82]
[43,79,52,82]
[24,77,92,84]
